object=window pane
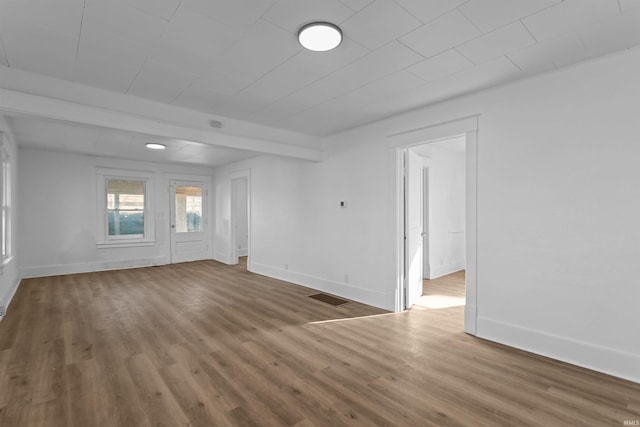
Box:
[108,210,144,236]
[107,179,145,237]
[175,186,202,233]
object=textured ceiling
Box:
[1,0,639,137]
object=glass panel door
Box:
[175,186,203,233]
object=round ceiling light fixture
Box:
[298,22,342,52]
[145,143,166,150]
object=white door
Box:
[170,180,209,263]
[422,168,430,279]
[405,149,423,308]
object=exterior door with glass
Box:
[170,180,209,263]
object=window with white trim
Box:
[1,135,11,262]
[96,168,155,247]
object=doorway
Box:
[391,116,478,334]
[230,174,250,269]
[169,179,210,263]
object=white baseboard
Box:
[0,276,21,316]
[477,316,640,384]
[429,262,465,279]
[251,262,395,311]
[19,256,169,279]
[213,251,232,265]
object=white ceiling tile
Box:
[0,0,84,40]
[459,0,560,33]
[522,0,620,42]
[338,0,374,12]
[239,53,325,101]
[210,19,301,82]
[74,53,141,92]
[341,0,422,50]
[620,0,640,11]
[281,107,373,135]
[297,36,370,76]
[578,8,640,57]
[283,41,423,109]
[621,7,640,47]
[508,33,586,72]
[0,19,77,80]
[189,70,254,97]
[394,0,470,24]
[323,71,426,111]
[262,0,354,33]
[156,7,241,58]
[83,0,169,46]
[149,7,241,75]
[218,91,276,117]
[399,10,481,58]
[453,56,521,88]
[127,0,182,21]
[78,27,151,73]
[457,22,536,64]
[366,75,476,117]
[182,0,277,29]
[172,85,232,113]
[406,50,474,83]
[127,60,198,103]
[249,101,303,125]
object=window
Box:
[175,186,203,233]
[96,168,155,247]
[107,179,145,238]
[1,134,11,263]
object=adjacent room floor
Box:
[0,262,638,426]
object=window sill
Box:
[96,240,156,249]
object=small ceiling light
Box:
[145,143,166,150]
[298,22,342,52]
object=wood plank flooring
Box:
[0,261,638,426]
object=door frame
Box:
[422,166,430,280]
[229,169,251,269]
[389,115,479,335]
[166,174,212,264]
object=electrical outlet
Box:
[344,274,349,283]
[285,264,289,270]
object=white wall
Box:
[0,117,19,316]
[214,48,640,383]
[18,148,214,277]
[413,143,466,279]
[213,147,396,310]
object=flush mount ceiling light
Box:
[298,22,342,52]
[145,143,166,150]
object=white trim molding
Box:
[251,262,396,312]
[20,256,169,279]
[477,316,640,384]
[389,116,479,336]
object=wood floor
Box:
[0,262,638,426]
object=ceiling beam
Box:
[0,88,324,162]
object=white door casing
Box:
[405,149,423,309]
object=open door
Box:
[405,149,423,308]
[170,180,210,263]
[422,167,430,280]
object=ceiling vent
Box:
[209,120,223,129]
